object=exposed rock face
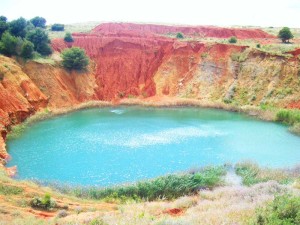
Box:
[0,23,299,163]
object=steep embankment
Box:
[1,23,300,164]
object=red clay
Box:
[288,48,300,57]
[92,23,275,39]
[52,22,249,101]
[163,208,184,216]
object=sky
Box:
[1,0,300,27]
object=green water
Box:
[6,107,300,186]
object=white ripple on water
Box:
[82,126,226,148]
[110,109,125,115]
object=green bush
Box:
[176,32,184,39]
[251,195,300,225]
[0,31,17,56]
[26,28,52,56]
[64,32,74,42]
[30,16,46,28]
[63,166,225,202]
[8,17,27,38]
[235,162,292,186]
[256,44,261,48]
[0,16,8,38]
[21,40,34,59]
[61,47,89,71]
[276,109,300,125]
[30,193,56,210]
[278,27,294,43]
[51,23,64,31]
[228,36,237,43]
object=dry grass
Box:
[47,21,100,40]
[59,181,298,225]
[119,97,276,121]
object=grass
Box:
[230,49,249,62]
[58,166,226,202]
[46,21,100,40]
[251,195,300,225]
[276,109,300,126]
[235,162,296,186]
[0,183,23,195]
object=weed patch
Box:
[0,183,23,195]
[235,162,293,186]
[251,195,300,225]
[59,166,226,202]
[276,109,300,125]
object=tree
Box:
[278,27,294,43]
[30,16,46,28]
[0,16,7,22]
[0,31,17,56]
[51,24,64,31]
[176,32,184,39]
[228,36,237,43]
[21,40,34,59]
[61,47,89,71]
[64,32,74,42]
[0,16,8,38]
[8,17,27,37]
[26,28,52,56]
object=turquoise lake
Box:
[6,107,300,186]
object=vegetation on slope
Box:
[276,109,300,135]
[235,162,299,186]
[58,166,225,202]
[0,16,52,59]
[61,47,89,71]
[252,195,300,225]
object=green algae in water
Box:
[6,107,300,186]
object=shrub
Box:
[64,166,225,202]
[0,31,17,56]
[30,193,56,210]
[276,109,300,125]
[21,40,34,59]
[61,47,89,71]
[278,27,294,43]
[0,16,8,38]
[30,16,46,28]
[228,36,237,43]
[176,32,184,39]
[235,162,292,186]
[8,17,27,38]
[256,43,261,48]
[251,195,300,224]
[26,28,52,56]
[51,23,64,31]
[64,32,74,42]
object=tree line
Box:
[0,16,52,59]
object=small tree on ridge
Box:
[278,27,294,43]
[64,32,74,42]
[61,47,89,71]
